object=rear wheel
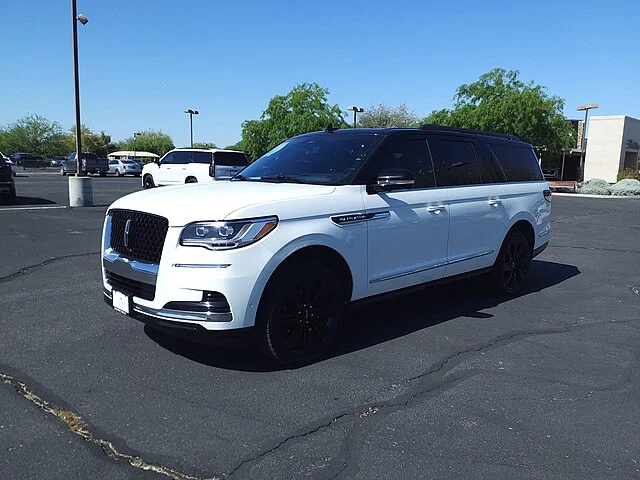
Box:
[143,174,155,189]
[99,170,106,177]
[256,260,345,367]
[491,230,531,296]
[117,169,124,177]
[186,177,197,184]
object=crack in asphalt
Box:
[225,413,352,478]
[0,373,219,480]
[0,251,100,284]
[548,244,640,255]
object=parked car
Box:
[0,157,16,203]
[11,153,46,169]
[1,152,16,177]
[108,159,142,177]
[61,152,108,176]
[102,125,551,366]
[48,156,66,167]
[141,148,249,189]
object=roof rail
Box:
[418,124,520,141]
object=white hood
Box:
[107,181,336,226]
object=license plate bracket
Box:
[112,290,130,315]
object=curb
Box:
[552,192,640,199]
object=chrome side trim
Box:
[172,263,231,268]
[133,304,233,323]
[446,249,495,266]
[369,250,495,284]
[369,261,447,284]
[331,211,390,226]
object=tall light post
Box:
[347,105,364,128]
[184,109,199,147]
[133,132,141,159]
[577,103,598,181]
[68,0,92,207]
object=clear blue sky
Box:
[1,0,638,148]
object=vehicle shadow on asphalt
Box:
[14,196,57,206]
[144,259,580,372]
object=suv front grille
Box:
[110,210,168,264]
[105,270,156,300]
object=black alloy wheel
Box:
[258,261,345,367]
[493,231,531,296]
[143,175,155,189]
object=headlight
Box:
[180,216,278,250]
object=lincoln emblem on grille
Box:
[124,219,132,249]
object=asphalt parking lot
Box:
[1,174,639,480]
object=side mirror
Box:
[371,169,415,192]
[154,159,160,165]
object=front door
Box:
[363,135,449,296]
[157,152,177,184]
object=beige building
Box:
[584,115,640,183]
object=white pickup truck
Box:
[141,148,248,189]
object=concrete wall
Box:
[584,116,625,183]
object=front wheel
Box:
[143,174,155,189]
[491,231,531,296]
[256,260,345,367]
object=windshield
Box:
[235,133,383,185]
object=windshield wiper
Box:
[231,173,251,181]
[259,175,307,184]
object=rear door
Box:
[187,151,214,182]
[212,152,249,179]
[430,135,509,277]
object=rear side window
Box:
[431,139,482,186]
[213,152,249,167]
[488,143,543,182]
[192,152,213,164]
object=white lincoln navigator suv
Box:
[103,125,551,366]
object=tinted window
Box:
[109,160,117,165]
[488,143,543,182]
[476,143,507,183]
[238,133,383,185]
[375,137,435,188]
[432,139,482,186]
[192,151,212,164]
[214,152,248,167]
[173,151,191,165]
[160,152,177,165]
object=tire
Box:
[143,174,155,189]
[186,177,197,184]
[100,170,106,177]
[60,166,66,176]
[491,230,531,296]
[117,169,124,177]
[256,260,345,367]
[8,185,16,204]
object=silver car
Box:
[108,159,142,177]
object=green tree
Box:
[0,115,70,156]
[240,83,346,159]
[69,125,117,157]
[357,103,421,128]
[423,68,575,162]
[192,142,217,149]
[118,130,175,156]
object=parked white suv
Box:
[141,148,248,189]
[103,126,551,366]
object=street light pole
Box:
[68,0,92,207]
[347,105,364,128]
[71,0,83,176]
[184,109,199,147]
[577,103,598,181]
[133,132,141,159]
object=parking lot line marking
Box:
[0,205,67,211]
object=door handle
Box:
[488,200,502,207]
[427,205,446,213]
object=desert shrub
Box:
[610,178,640,196]
[578,178,611,195]
[616,168,640,182]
